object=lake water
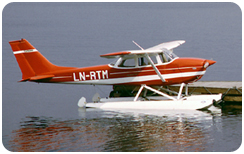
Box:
[2,2,242,152]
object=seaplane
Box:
[9,39,222,110]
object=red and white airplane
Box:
[9,39,221,110]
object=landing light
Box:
[204,60,216,68]
[204,62,209,68]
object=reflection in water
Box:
[8,107,240,152]
[102,115,207,152]
[10,116,109,151]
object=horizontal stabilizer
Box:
[19,74,54,82]
[30,75,54,80]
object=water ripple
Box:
[8,109,230,152]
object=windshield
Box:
[163,50,178,61]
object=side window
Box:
[119,58,135,67]
[159,53,168,63]
[138,56,158,67]
[138,57,149,66]
[150,56,158,64]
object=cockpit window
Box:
[149,55,158,64]
[138,57,148,66]
[110,51,179,68]
[109,59,117,66]
[138,56,157,66]
[118,58,135,67]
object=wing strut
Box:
[132,40,166,83]
[145,53,167,83]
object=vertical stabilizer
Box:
[9,38,73,81]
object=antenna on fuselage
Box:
[132,40,144,50]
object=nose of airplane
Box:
[203,59,216,68]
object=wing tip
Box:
[178,40,186,44]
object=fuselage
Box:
[38,57,214,86]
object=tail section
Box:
[9,39,74,82]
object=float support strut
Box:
[177,83,185,100]
[134,85,145,101]
[185,84,188,96]
[134,84,177,101]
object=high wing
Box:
[100,40,185,59]
[146,40,185,51]
[100,49,162,59]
